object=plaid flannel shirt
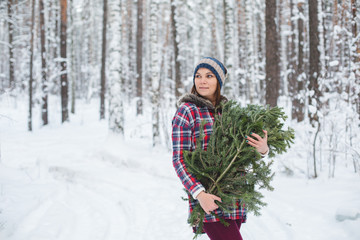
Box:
[172,102,247,226]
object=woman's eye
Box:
[195,75,201,78]
[207,75,213,78]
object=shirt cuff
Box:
[192,187,206,200]
[260,149,269,158]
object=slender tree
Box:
[308,0,322,178]
[236,0,246,97]
[171,0,182,100]
[127,0,135,102]
[210,0,220,59]
[136,0,143,115]
[150,0,161,146]
[108,0,124,134]
[70,0,76,114]
[321,0,329,74]
[60,0,69,122]
[288,0,298,120]
[120,0,129,103]
[28,0,36,131]
[308,0,321,125]
[351,0,360,117]
[100,0,107,120]
[47,0,59,96]
[278,0,288,95]
[256,1,266,103]
[7,0,14,89]
[223,0,236,98]
[40,0,48,125]
[265,0,280,107]
[296,0,305,122]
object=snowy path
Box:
[0,111,192,240]
[1,102,359,240]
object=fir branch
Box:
[209,140,245,193]
[183,101,295,234]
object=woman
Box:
[172,57,269,240]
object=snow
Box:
[1,96,360,240]
[329,60,339,67]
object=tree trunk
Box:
[70,0,75,114]
[331,0,338,70]
[100,0,107,120]
[288,0,297,120]
[210,0,220,59]
[171,0,182,100]
[308,0,322,178]
[296,1,305,122]
[127,0,135,102]
[150,0,161,146]
[265,0,280,107]
[278,0,287,95]
[351,0,360,118]
[60,0,69,123]
[223,0,235,98]
[236,0,246,98]
[28,0,35,131]
[7,0,15,89]
[308,0,321,126]
[321,0,329,75]
[256,1,265,94]
[108,0,124,134]
[136,0,143,115]
[353,0,359,61]
[40,0,48,125]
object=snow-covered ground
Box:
[1,96,359,240]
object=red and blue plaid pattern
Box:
[172,102,247,225]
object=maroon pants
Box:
[203,219,243,240]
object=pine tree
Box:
[183,101,295,235]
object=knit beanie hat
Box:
[193,57,228,89]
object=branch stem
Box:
[209,140,245,193]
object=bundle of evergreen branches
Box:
[183,100,295,234]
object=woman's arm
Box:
[172,105,205,199]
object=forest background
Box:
[1,0,360,185]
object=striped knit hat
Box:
[193,57,228,89]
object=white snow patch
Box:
[0,96,359,240]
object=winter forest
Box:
[1,0,360,239]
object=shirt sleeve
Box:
[172,105,205,199]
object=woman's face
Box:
[194,68,218,101]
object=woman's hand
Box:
[246,129,269,155]
[196,191,222,214]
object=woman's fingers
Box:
[246,131,269,154]
[263,129,268,141]
[246,131,267,144]
[250,132,262,141]
[246,138,259,148]
[198,193,222,214]
[246,136,259,144]
[211,194,222,203]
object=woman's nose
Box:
[199,77,207,84]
